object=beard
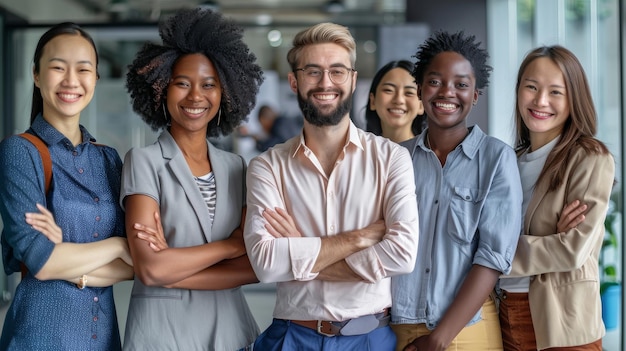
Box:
[297,88,353,127]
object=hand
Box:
[134,211,169,252]
[403,335,446,351]
[263,207,301,238]
[25,203,63,244]
[355,220,385,249]
[225,227,247,259]
[557,200,587,233]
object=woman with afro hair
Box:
[121,8,263,350]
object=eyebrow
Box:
[523,77,565,89]
[426,71,472,80]
[301,63,351,69]
[48,57,94,66]
[171,74,218,81]
[381,82,417,90]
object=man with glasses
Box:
[244,22,419,350]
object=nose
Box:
[534,90,549,106]
[62,69,79,87]
[392,91,405,104]
[187,85,202,101]
[317,70,335,88]
[439,82,456,97]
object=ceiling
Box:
[67,0,406,25]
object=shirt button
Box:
[94,197,99,203]
[434,200,439,204]
[465,196,471,200]
[72,151,78,156]
[92,334,97,339]
[93,296,99,302]
[93,233,99,238]
[425,268,430,273]
[78,168,84,174]
[95,216,101,221]
[93,316,98,322]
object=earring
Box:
[162,103,168,122]
[217,108,221,126]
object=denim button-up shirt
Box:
[391,126,522,329]
[0,114,124,350]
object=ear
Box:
[473,89,479,105]
[368,92,376,111]
[416,99,425,115]
[288,71,299,94]
[33,68,40,88]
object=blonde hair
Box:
[287,22,356,70]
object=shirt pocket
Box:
[447,186,485,245]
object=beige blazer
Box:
[509,146,614,349]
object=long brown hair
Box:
[514,45,609,191]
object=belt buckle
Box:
[317,320,337,337]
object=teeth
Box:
[389,109,406,114]
[315,94,336,100]
[435,102,456,110]
[59,93,79,100]
[532,110,551,117]
[183,108,206,114]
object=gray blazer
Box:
[121,130,258,351]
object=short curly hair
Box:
[413,31,492,92]
[126,8,264,137]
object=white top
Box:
[500,136,559,293]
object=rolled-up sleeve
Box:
[473,147,523,274]
[345,146,419,282]
[0,137,55,275]
[244,155,321,283]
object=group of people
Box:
[0,6,614,351]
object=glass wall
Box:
[488,0,623,348]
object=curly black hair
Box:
[126,8,264,137]
[413,30,492,92]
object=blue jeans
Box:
[254,318,396,351]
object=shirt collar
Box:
[412,125,485,160]
[291,120,363,158]
[31,113,97,149]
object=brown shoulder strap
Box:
[19,133,52,194]
[17,133,53,279]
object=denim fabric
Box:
[0,114,124,350]
[254,319,396,351]
[392,126,522,329]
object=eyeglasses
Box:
[294,66,356,85]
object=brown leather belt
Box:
[290,309,390,337]
[500,291,529,301]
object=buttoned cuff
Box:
[289,237,321,281]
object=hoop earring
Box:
[217,108,221,126]
[162,103,168,122]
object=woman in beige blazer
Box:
[498,45,614,351]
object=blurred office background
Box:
[0,0,624,349]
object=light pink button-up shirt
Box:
[244,122,419,321]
